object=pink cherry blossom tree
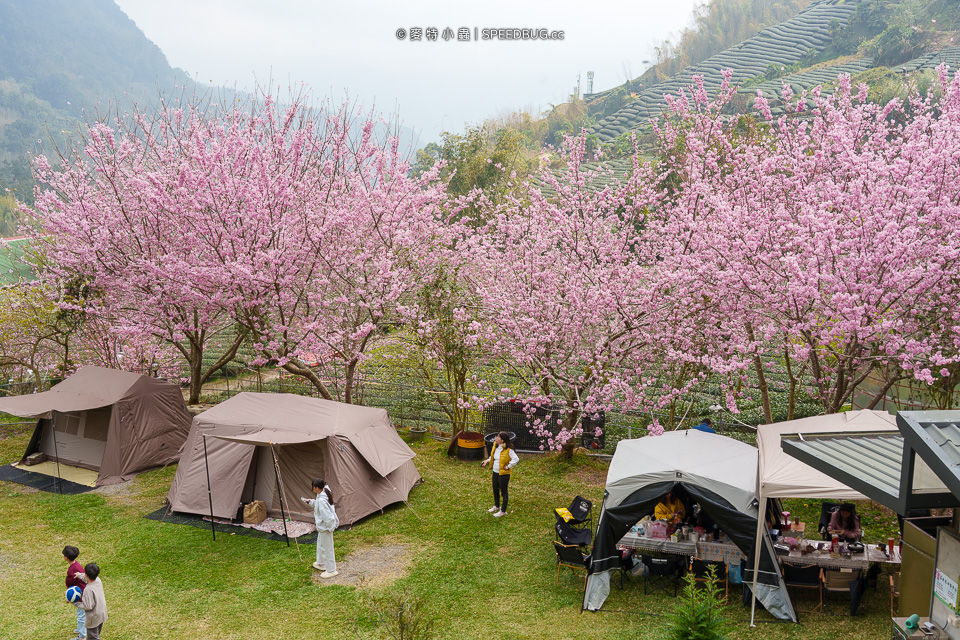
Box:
[462,134,692,456]
[654,67,960,417]
[32,90,261,403]
[212,103,450,403]
[32,85,451,405]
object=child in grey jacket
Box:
[302,478,339,578]
[75,563,107,640]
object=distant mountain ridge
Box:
[0,0,192,200]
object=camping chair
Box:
[821,568,865,616]
[782,564,823,614]
[641,554,682,597]
[890,571,900,616]
[554,542,591,588]
[555,495,592,530]
[689,558,728,602]
[555,516,592,548]
[818,501,842,540]
[615,548,633,591]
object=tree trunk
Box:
[281,361,334,400]
[747,324,772,424]
[188,353,203,405]
[783,347,798,421]
[559,409,581,460]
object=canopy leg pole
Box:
[749,494,768,627]
[202,435,216,542]
[51,417,63,495]
[270,445,291,548]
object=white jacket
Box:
[308,490,339,532]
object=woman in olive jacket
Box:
[481,432,519,518]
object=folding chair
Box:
[818,501,841,540]
[554,514,592,548]
[782,563,823,614]
[822,568,865,616]
[641,554,681,596]
[690,558,728,602]
[554,542,591,588]
[555,495,593,530]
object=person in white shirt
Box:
[302,478,340,578]
[480,432,519,517]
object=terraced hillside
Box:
[589,0,858,142]
[743,46,960,115]
[902,45,960,72]
[743,56,874,101]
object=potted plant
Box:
[408,425,427,442]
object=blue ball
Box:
[66,586,82,603]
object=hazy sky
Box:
[113,0,700,143]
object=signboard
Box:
[934,568,959,611]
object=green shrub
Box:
[358,591,436,640]
[665,565,732,640]
[871,25,929,66]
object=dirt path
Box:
[310,543,414,587]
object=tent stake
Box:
[270,444,291,547]
[202,435,216,542]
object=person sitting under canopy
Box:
[654,489,686,522]
[828,502,861,541]
[692,418,716,434]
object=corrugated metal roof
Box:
[781,431,904,511]
[782,412,960,514]
[920,420,960,467]
[898,411,960,501]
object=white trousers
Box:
[316,529,337,571]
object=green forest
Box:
[0,0,191,212]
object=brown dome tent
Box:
[166,392,421,527]
[0,366,192,485]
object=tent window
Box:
[83,408,111,442]
[53,412,80,436]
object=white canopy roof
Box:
[605,429,758,514]
[756,409,898,501]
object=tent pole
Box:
[270,444,291,547]
[270,444,301,560]
[749,492,768,627]
[202,435,216,542]
[50,416,63,495]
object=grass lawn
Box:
[0,424,898,639]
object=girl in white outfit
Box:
[303,478,339,578]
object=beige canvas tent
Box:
[166,392,421,527]
[748,409,899,623]
[0,366,192,485]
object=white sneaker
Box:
[312,562,325,571]
[494,510,507,517]
[487,506,500,513]
[320,570,339,578]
